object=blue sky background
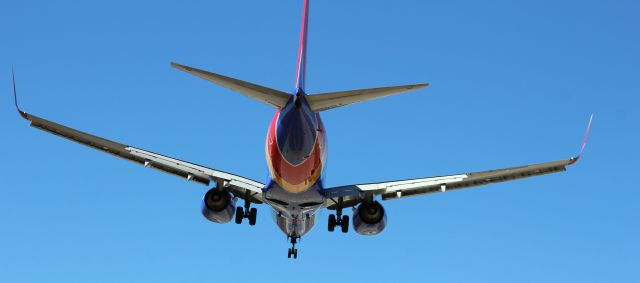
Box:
[1,0,638,282]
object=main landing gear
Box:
[287,236,299,259]
[235,199,257,225]
[328,200,349,233]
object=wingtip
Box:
[568,156,580,165]
[570,113,594,165]
[11,68,29,120]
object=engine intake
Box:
[201,189,235,224]
[353,201,387,236]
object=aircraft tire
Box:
[341,215,349,233]
[235,207,244,224]
[249,208,257,225]
[328,214,336,232]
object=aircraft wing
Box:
[19,113,265,203]
[11,74,264,204]
[324,158,579,209]
[324,116,593,209]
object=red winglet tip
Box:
[578,114,594,156]
[571,114,593,165]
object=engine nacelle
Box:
[353,201,387,236]
[201,189,235,224]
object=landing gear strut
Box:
[328,198,349,233]
[235,198,257,225]
[287,236,299,259]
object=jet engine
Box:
[201,189,236,224]
[353,201,387,236]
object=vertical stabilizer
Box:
[295,0,309,93]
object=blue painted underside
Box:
[276,95,318,165]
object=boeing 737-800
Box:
[12,0,592,259]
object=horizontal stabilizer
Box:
[171,62,290,108]
[306,83,428,112]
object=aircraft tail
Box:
[294,0,309,93]
[306,83,429,112]
[171,62,290,108]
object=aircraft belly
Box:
[265,181,324,237]
[276,213,316,237]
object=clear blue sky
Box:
[1,0,638,282]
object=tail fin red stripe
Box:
[294,0,309,92]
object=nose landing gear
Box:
[287,236,299,259]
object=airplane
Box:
[11,0,593,259]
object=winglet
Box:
[11,68,30,120]
[569,114,594,165]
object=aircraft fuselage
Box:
[264,93,327,238]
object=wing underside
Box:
[22,113,264,203]
[324,115,593,209]
[324,158,575,209]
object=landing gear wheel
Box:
[328,214,336,232]
[287,236,300,259]
[341,215,349,233]
[287,248,298,259]
[328,197,349,234]
[236,197,258,226]
[235,206,244,224]
[249,208,257,226]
